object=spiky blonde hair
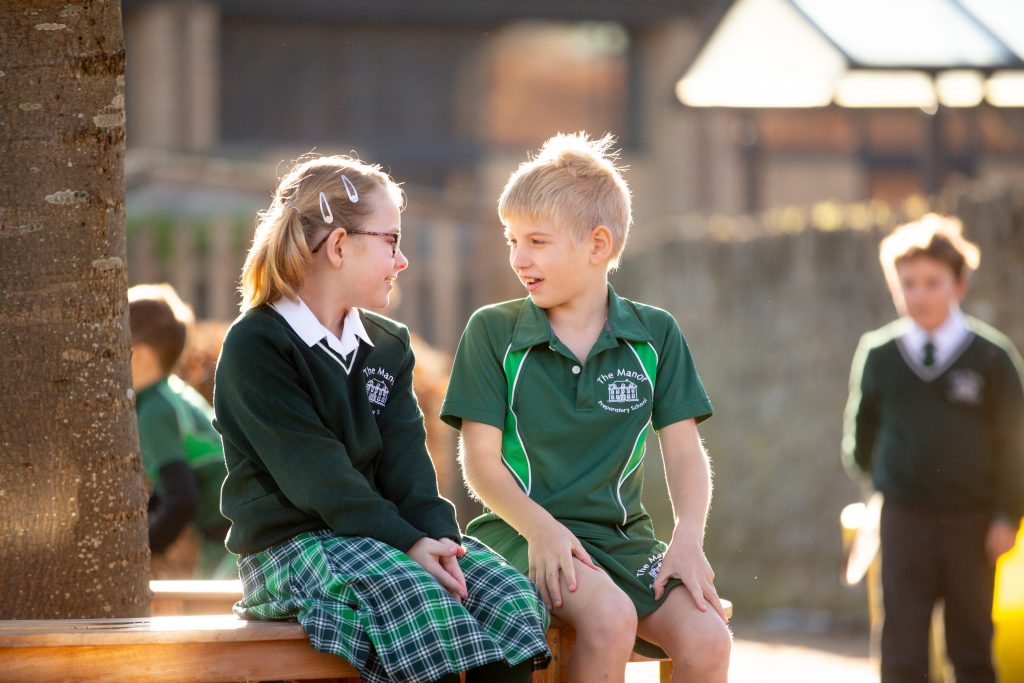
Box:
[498,132,632,270]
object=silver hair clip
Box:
[319,192,334,224]
[317,175,359,224]
[341,175,359,203]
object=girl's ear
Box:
[325,228,347,267]
[588,225,614,264]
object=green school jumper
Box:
[214,305,461,554]
[441,285,713,653]
[136,374,233,577]
[843,317,1024,519]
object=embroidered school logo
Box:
[596,368,650,414]
[635,552,664,588]
[366,379,389,407]
[947,369,984,406]
[608,380,638,403]
[362,365,396,415]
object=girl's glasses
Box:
[311,229,401,257]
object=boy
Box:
[843,214,1024,683]
[129,283,234,578]
[441,133,731,683]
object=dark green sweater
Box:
[843,318,1024,519]
[214,305,460,555]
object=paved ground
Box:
[625,618,877,683]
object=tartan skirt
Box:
[234,531,550,683]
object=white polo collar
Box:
[271,297,373,359]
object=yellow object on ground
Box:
[994,525,1024,682]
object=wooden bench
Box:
[0,615,358,682]
[0,581,731,683]
[150,580,731,683]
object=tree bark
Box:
[0,0,149,618]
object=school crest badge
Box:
[947,368,984,406]
[362,365,396,415]
[608,380,638,403]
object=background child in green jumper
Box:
[843,214,1024,683]
[128,283,234,578]
[213,154,549,683]
[441,133,731,683]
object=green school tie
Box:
[923,340,936,367]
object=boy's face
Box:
[505,217,599,309]
[130,343,162,390]
[893,255,966,331]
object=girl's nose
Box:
[395,247,409,271]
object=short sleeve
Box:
[137,397,188,486]
[440,311,508,431]
[651,313,714,431]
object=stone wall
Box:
[615,180,1024,621]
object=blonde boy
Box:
[441,133,731,682]
[843,214,1024,683]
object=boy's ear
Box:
[588,225,614,264]
[954,276,968,301]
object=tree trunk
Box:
[0,0,149,618]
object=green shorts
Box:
[467,513,681,658]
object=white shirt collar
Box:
[271,297,373,358]
[903,307,970,365]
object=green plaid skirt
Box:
[234,531,550,682]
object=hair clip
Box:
[341,175,359,203]
[319,192,334,224]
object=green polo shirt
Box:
[441,285,713,533]
[136,374,228,533]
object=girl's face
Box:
[337,188,408,310]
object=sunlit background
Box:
[121,1,1024,679]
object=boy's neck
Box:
[134,371,168,392]
[544,279,609,364]
[911,305,963,334]
[545,280,608,327]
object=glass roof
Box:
[676,0,1024,107]
[792,0,1019,68]
[958,0,1024,62]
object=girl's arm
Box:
[652,418,727,622]
[376,337,460,543]
[461,419,597,609]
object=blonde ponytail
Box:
[239,205,309,311]
[238,154,405,312]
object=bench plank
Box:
[0,617,358,682]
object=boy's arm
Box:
[138,396,200,553]
[842,337,878,482]
[654,418,727,622]
[148,461,199,553]
[460,420,597,610]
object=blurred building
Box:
[121,0,1024,347]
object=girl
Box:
[214,155,550,683]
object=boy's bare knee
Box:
[672,621,731,675]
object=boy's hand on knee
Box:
[407,537,469,602]
[524,519,598,610]
[656,537,728,623]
